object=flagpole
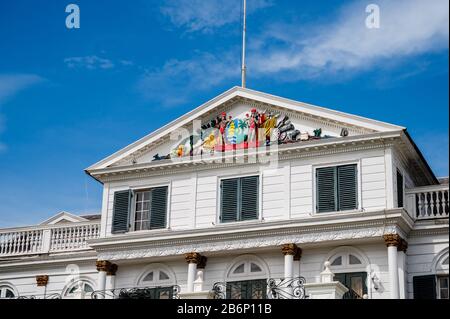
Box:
[241,0,247,88]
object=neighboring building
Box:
[0,87,448,299]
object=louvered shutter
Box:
[397,170,404,207]
[337,165,358,211]
[316,167,337,213]
[150,187,168,229]
[240,176,259,220]
[413,275,436,299]
[221,178,239,222]
[112,190,131,234]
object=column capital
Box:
[281,243,299,256]
[107,263,118,276]
[96,260,112,272]
[36,275,49,287]
[185,252,202,264]
[197,256,208,269]
[383,234,402,247]
[397,238,408,253]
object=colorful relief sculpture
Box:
[152,108,339,161]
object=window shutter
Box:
[413,275,436,299]
[337,165,358,211]
[240,176,259,220]
[221,178,239,222]
[316,167,337,213]
[112,190,131,234]
[150,187,168,229]
[397,170,404,207]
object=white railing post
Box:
[42,229,52,253]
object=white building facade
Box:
[0,87,448,299]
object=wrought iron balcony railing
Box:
[211,277,307,299]
[91,285,180,299]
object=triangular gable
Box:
[86,86,404,171]
[39,211,88,225]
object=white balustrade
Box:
[0,222,100,257]
[405,185,449,220]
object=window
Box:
[316,164,358,213]
[220,176,259,223]
[226,257,267,300]
[138,266,175,299]
[397,170,404,208]
[334,272,367,299]
[438,276,449,299]
[0,286,15,299]
[111,186,168,233]
[64,281,94,299]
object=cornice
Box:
[90,209,411,260]
[91,132,401,183]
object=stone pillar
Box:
[281,243,299,280]
[185,253,202,293]
[105,263,118,299]
[36,275,49,297]
[383,234,402,299]
[96,260,111,299]
[193,256,207,292]
[397,239,408,299]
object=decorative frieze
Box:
[97,224,400,261]
[36,275,49,287]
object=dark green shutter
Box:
[112,190,131,234]
[221,178,239,222]
[397,170,404,207]
[240,176,259,220]
[337,165,358,211]
[413,275,436,299]
[150,187,168,229]
[316,167,337,213]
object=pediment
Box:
[87,87,404,170]
[39,211,88,225]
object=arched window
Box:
[63,280,95,299]
[325,247,370,299]
[0,285,16,299]
[224,256,269,299]
[135,264,177,299]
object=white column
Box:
[397,240,408,299]
[96,260,109,299]
[36,275,49,297]
[185,253,201,293]
[384,235,400,299]
[284,254,294,279]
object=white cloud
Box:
[160,0,272,33]
[0,74,44,104]
[64,55,115,70]
[137,52,238,106]
[249,0,449,79]
[0,73,44,152]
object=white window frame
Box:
[437,276,449,299]
[129,183,171,232]
[312,160,362,215]
[216,172,263,226]
[0,284,16,299]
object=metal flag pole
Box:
[241,0,247,88]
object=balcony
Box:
[0,221,100,257]
[406,184,449,220]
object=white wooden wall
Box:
[103,148,391,236]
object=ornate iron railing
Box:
[211,277,307,299]
[16,293,62,299]
[91,285,180,299]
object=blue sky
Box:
[0,0,448,227]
